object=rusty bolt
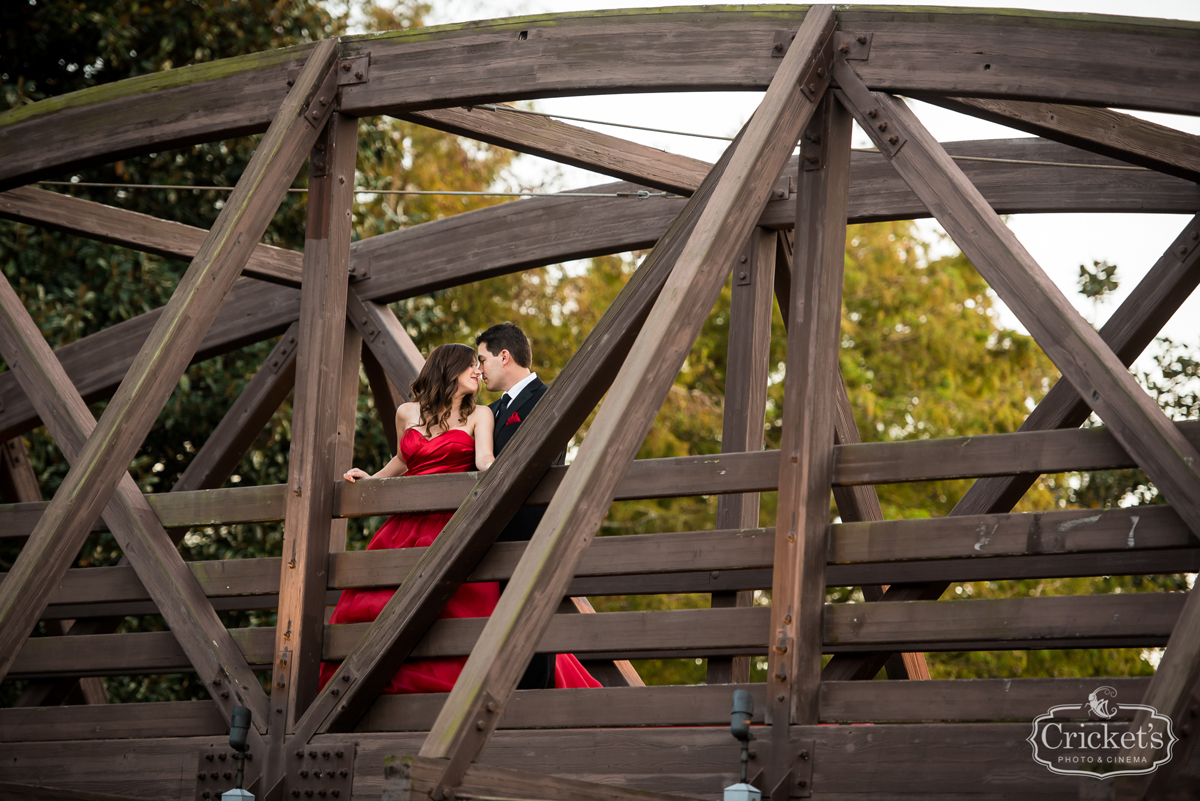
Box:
[224,772,233,780]
[1191,231,1199,240]
[888,135,900,145]
[341,674,350,682]
[866,109,878,119]
[777,694,786,702]
[838,44,849,54]
[748,750,757,759]
[877,122,888,132]
[816,66,826,77]
[335,750,345,758]
[315,770,323,778]
[331,688,339,696]
[476,718,487,730]
[487,701,498,713]
[775,188,785,198]
[355,70,364,80]
[341,62,351,71]
[206,754,215,761]
[739,255,748,263]
[198,772,206,779]
[857,34,868,44]
[219,753,227,761]
[800,750,810,760]
[212,678,222,686]
[287,78,295,87]
[220,691,229,699]
[293,793,301,799]
[322,751,331,759]
[276,680,286,689]
[296,750,305,758]
[803,155,819,164]
[805,132,821,143]
[300,770,309,778]
[340,769,349,778]
[1180,246,1189,256]
[309,750,318,758]
[807,82,817,93]
[332,792,341,798]
[773,43,784,52]
[797,779,808,787]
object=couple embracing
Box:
[318,323,600,694]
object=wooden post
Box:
[416,8,836,794]
[0,439,40,506]
[0,39,340,684]
[330,326,363,554]
[271,112,360,740]
[0,273,271,740]
[766,92,853,744]
[707,228,774,685]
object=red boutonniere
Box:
[505,412,521,425]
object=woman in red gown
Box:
[320,343,599,693]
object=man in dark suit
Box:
[474,322,558,689]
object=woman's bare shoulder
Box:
[396,402,420,424]
[470,404,493,422]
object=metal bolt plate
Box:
[195,748,251,801]
[284,740,356,799]
[337,55,371,86]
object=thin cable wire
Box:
[34,182,679,198]
[471,103,737,142]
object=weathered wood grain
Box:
[0,186,304,286]
[362,346,404,454]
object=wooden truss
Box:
[0,4,1199,800]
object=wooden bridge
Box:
[1,4,1199,799]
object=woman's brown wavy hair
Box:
[410,343,477,434]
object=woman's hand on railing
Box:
[343,467,372,483]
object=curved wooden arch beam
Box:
[914,96,1200,184]
[0,187,304,286]
[340,9,1200,116]
[0,138,1194,447]
[3,7,1199,189]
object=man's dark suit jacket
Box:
[488,376,564,543]
[487,375,561,689]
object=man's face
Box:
[476,342,508,393]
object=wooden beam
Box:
[284,99,754,759]
[768,90,852,737]
[417,9,837,793]
[0,39,340,686]
[385,753,708,801]
[0,783,148,801]
[271,112,359,746]
[916,95,1200,183]
[0,438,40,506]
[346,287,423,399]
[330,326,363,555]
[708,228,774,686]
[0,269,271,737]
[0,187,304,286]
[401,105,709,196]
[835,69,1200,541]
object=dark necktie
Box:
[496,393,510,419]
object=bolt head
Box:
[309,750,318,758]
[776,694,786,702]
[342,674,350,682]
[857,34,868,44]
[341,62,351,71]
[355,70,364,80]
[331,688,339,696]
[335,750,344,758]
[800,750,809,760]
[773,43,784,52]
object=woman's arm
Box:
[472,406,496,471]
[342,402,417,482]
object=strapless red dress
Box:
[319,427,600,693]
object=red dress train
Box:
[319,427,600,693]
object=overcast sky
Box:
[415,1,1200,364]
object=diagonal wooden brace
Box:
[0,38,340,684]
[416,7,838,796]
[833,61,1200,540]
[0,272,271,743]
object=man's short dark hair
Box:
[476,322,532,369]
